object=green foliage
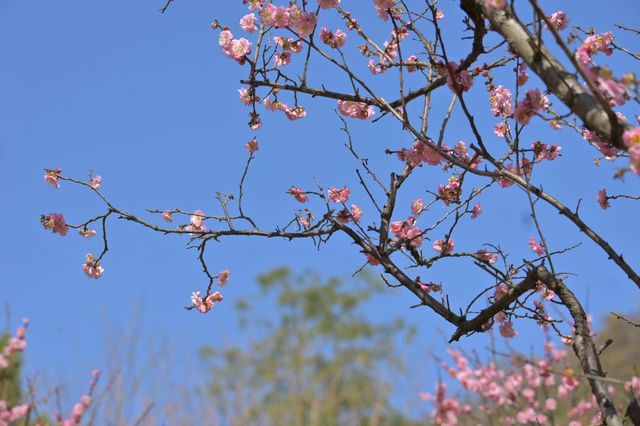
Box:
[201,268,419,426]
[0,332,23,406]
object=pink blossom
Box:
[288,186,309,203]
[284,106,307,120]
[245,138,259,153]
[514,89,549,125]
[274,51,292,67]
[239,13,257,33]
[576,31,613,64]
[191,291,223,313]
[442,61,473,94]
[596,189,609,209]
[545,398,557,411]
[79,228,96,239]
[471,202,481,219]
[41,213,69,236]
[44,168,62,188]
[185,210,207,233]
[405,55,419,72]
[365,253,380,265]
[438,177,461,205]
[435,9,444,20]
[350,204,363,222]
[489,85,512,117]
[319,0,340,8]
[89,175,102,189]
[320,27,347,48]
[475,249,497,264]
[493,122,510,138]
[335,208,351,224]
[328,186,350,203]
[82,253,104,279]
[433,238,454,255]
[411,199,425,215]
[368,60,385,74]
[292,11,317,38]
[528,237,546,256]
[337,100,375,120]
[219,269,230,286]
[274,36,302,53]
[238,88,258,105]
[499,321,517,338]
[162,210,173,222]
[218,30,233,48]
[546,11,568,31]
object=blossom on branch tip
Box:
[471,202,482,219]
[88,175,101,189]
[528,237,546,256]
[596,189,609,209]
[162,210,173,222]
[41,213,69,236]
[82,253,104,279]
[79,228,96,239]
[219,269,230,286]
[191,291,223,313]
[320,27,347,49]
[328,186,350,203]
[433,238,454,255]
[44,168,62,188]
[245,138,259,153]
[288,186,309,203]
[411,199,425,215]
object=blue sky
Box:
[1,0,639,418]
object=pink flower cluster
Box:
[41,213,69,236]
[514,89,550,125]
[390,217,424,248]
[57,370,100,426]
[336,204,363,224]
[328,186,351,203]
[218,29,252,64]
[288,186,309,203]
[320,27,347,49]
[337,100,375,120]
[373,0,396,21]
[575,31,613,65]
[397,139,443,167]
[191,291,224,313]
[419,382,472,426]
[438,177,462,205]
[421,342,607,425]
[489,85,513,117]
[531,141,561,162]
[582,128,617,159]
[259,4,317,38]
[318,0,340,8]
[82,253,104,279]
[0,319,28,370]
[0,320,30,422]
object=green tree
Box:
[200,268,420,426]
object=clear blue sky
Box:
[1,0,639,417]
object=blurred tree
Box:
[200,268,420,426]
[0,332,23,407]
[597,310,640,381]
